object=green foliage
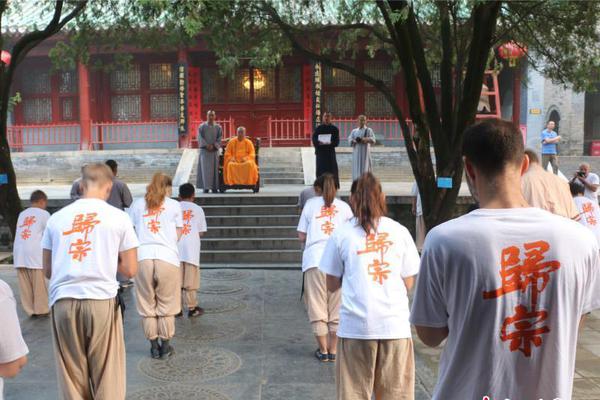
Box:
[8,92,20,112]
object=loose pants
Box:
[415,215,426,252]
[336,338,415,400]
[181,261,200,309]
[51,298,125,400]
[135,259,181,340]
[542,153,559,174]
[16,267,49,316]
[303,268,341,336]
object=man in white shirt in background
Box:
[411,119,600,400]
[12,190,50,317]
[42,163,139,399]
[177,183,207,318]
[0,279,29,400]
[572,162,599,202]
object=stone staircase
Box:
[199,195,302,265]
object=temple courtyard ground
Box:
[1,264,600,400]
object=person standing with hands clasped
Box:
[313,112,340,188]
[320,173,420,400]
[541,120,560,174]
[297,173,353,362]
[129,173,183,360]
[349,115,375,182]
[42,163,139,400]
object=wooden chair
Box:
[218,138,261,193]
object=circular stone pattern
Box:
[200,284,247,295]
[138,348,242,383]
[128,385,230,400]
[176,320,246,342]
[199,296,246,314]
[203,270,250,281]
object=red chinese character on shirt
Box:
[357,232,394,285]
[62,213,101,262]
[144,207,165,234]
[316,205,338,236]
[482,240,560,357]
[19,215,36,240]
[182,209,194,236]
[582,203,597,226]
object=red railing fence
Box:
[7,123,80,151]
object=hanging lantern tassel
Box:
[1,50,11,66]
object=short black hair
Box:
[462,119,524,177]
[179,183,195,199]
[30,190,47,203]
[570,181,585,196]
[105,159,118,174]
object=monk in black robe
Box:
[312,112,340,188]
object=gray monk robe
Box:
[197,122,223,191]
[349,126,375,181]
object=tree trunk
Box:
[0,115,22,238]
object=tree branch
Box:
[439,1,454,145]
[288,23,393,45]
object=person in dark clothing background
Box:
[312,112,340,188]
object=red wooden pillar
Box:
[302,64,313,139]
[78,62,91,150]
[512,65,521,125]
[178,49,189,148]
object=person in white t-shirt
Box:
[572,162,599,201]
[297,173,353,362]
[0,279,29,400]
[177,183,207,318]
[320,173,420,399]
[570,181,600,244]
[411,182,425,252]
[129,173,183,359]
[42,163,139,400]
[410,119,600,400]
[12,190,50,317]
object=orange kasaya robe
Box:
[224,137,259,185]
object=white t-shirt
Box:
[320,217,420,339]
[13,207,50,269]
[410,207,600,400]
[177,201,207,267]
[584,172,600,200]
[128,197,183,267]
[411,182,422,216]
[41,199,139,307]
[0,280,29,400]
[297,197,353,272]
[573,196,600,245]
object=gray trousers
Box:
[542,154,559,174]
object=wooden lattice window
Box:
[202,68,226,103]
[149,63,176,90]
[23,98,52,123]
[254,69,276,103]
[111,65,141,91]
[365,92,394,117]
[323,64,355,87]
[110,65,141,121]
[228,68,251,103]
[22,70,51,95]
[364,61,394,88]
[59,69,78,121]
[324,92,355,117]
[111,95,141,121]
[150,94,178,119]
[279,66,301,103]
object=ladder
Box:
[476,70,502,119]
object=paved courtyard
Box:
[2,264,600,399]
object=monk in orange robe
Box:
[224,126,259,185]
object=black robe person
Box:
[312,123,340,188]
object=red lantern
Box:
[498,42,526,67]
[1,50,11,66]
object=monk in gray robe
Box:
[348,115,375,181]
[197,110,223,193]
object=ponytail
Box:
[145,173,172,211]
[315,173,337,207]
[350,173,387,234]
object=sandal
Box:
[315,349,329,362]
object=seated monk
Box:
[224,126,259,186]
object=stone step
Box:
[202,237,300,251]
[199,263,300,270]
[260,172,305,179]
[195,196,298,206]
[205,214,299,226]
[201,249,302,263]
[205,226,297,238]
[201,204,297,216]
[259,167,305,173]
[262,178,305,185]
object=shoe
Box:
[175,310,183,318]
[315,349,329,362]
[203,189,209,194]
[328,353,336,362]
[160,341,174,359]
[150,339,160,359]
[187,306,204,318]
